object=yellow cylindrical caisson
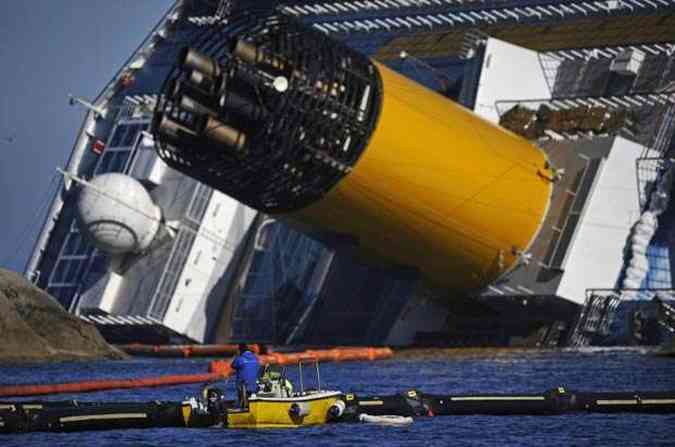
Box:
[154,14,553,293]
[294,63,553,291]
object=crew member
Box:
[202,385,227,419]
[231,343,260,407]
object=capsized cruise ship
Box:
[25,0,675,347]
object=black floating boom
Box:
[3,389,675,433]
[0,400,215,433]
[343,388,675,418]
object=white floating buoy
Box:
[358,414,414,426]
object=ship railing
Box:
[569,288,675,347]
[296,0,675,35]
[538,42,675,95]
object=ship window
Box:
[62,233,82,256]
[51,260,69,283]
[111,151,130,172]
[62,287,77,302]
[645,244,672,289]
[97,152,115,173]
[96,150,130,174]
[47,286,77,309]
[109,125,127,147]
[122,124,142,147]
[54,259,76,284]
[62,233,92,257]
[77,253,108,290]
[63,260,83,284]
[88,255,109,276]
[78,240,94,256]
[109,123,143,148]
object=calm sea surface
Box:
[1,347,674,446]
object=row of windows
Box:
[93,122,150,176]
[644,244,672,289]
[47,253,109,306]
[150,228,196,320]
[187,183,213,223]
[50,229,108,286]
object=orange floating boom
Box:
[209,347,394,375]
[0,347,393,397]
[117,344,261,357]
[0,373,222,398]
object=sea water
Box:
[1,347,674,446]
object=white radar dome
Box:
[77,173,162,254]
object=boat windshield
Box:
[256,358,323,398]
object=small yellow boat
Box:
[224,359,344,428]
[226,390,343,428]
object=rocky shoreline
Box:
[0,269,125,364]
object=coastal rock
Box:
[0,268,126,363]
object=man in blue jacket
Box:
[231,344,259,408]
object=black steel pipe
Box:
[219,90,267,122]
[201,116,247,154]
[179,47,221,79]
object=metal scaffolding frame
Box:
[544,42,675,63]
[285,0,675,35]
[538,42,675,100]
[569,287,675,346]
[494,91,674,143]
